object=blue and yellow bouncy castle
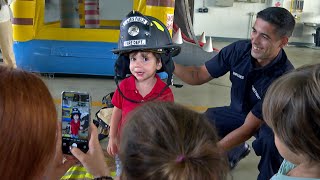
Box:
[12,0,176,75]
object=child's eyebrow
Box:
[129,53,137,58]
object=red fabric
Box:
[112,74,174,138]
[70,119,80,136]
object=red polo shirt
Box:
[111,74,174,137]
[70,119,80,136]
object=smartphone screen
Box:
[61,91,90,155]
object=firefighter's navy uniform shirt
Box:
[205,40,294,120]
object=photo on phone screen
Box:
[61,91,90,155]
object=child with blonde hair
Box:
[263,63,320,179]
[120,102,229,180]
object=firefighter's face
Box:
[250,18,288,67]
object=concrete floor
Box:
[2,41,320,179]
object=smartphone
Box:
[61,91,91,155]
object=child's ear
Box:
[156,60,162,70]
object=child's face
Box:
[129,51,162,81]
[73,114,79,121]
[274,134,304,165]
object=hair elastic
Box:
[176,155,185,163]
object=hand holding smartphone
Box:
[61,91,91,155]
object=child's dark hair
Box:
[263,63,320,161]
[257,7,295,37]
[119,101,229,180]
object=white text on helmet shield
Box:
[123,39,146,47]
[122,16,148,27]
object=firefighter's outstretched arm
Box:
[174,63,213,85]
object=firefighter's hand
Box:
[44,122,78,180]
[107,136,118,156]
[71,123,110,178]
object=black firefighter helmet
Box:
[71,108,81,119]
[112,10,181,84]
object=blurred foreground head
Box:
[0,66,57,180]
[120,101,229,180]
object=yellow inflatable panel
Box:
[11,0,175,42]
[35,28,120,42]
[134,0,146,13]
[145,6,175,35]
[11,1,35,18]
[13,25,34,41]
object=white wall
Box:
[193,0,320,44]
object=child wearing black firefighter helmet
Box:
[108,10,181,178]
[70,107,81,139]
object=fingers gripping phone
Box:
[61,91,91,155]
